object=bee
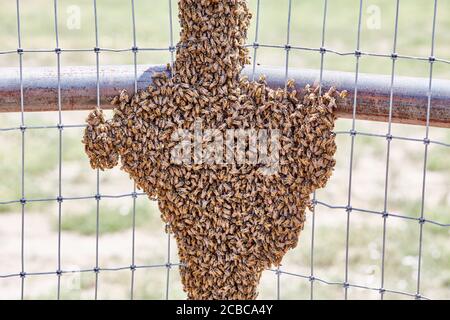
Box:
[82,0,343,301]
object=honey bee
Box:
[83,0,341,301]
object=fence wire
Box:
[0,0,449,300]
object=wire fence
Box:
[0,0,449,300]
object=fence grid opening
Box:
[0,0,449,300]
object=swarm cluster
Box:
[83,0,345,300]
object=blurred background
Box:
[0,0,449,299]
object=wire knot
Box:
[56,196,64,203]
[419,217,426,225]
[319,47,327,54]
[95,194,101,201]
[19,272,26,278]
[56,269,63,276]
[382,211,389,219]
[284,44,291,51]
[349,129,357,137]
[343,282,350,289]
[17,48,24,55]
[94,47,100,53]
[54,48,61,54]
[20,198,27,205]
[391,53,398,60]
[423,138,430,145]
[354,50,362,58]
[386,134,393,141]
[346,205,353,213]
[428,56,436,63]
[132,46,139,53]
[93,267,100,274]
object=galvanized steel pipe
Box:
[0,65,449,128]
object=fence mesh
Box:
[0,0,449,300]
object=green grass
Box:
[0,114,88,204]
[427,145,450,172]
[57,199,159,235]
[0,0,449,78]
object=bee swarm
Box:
[83,0,345,300]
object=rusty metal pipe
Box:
[0,64,449,128]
